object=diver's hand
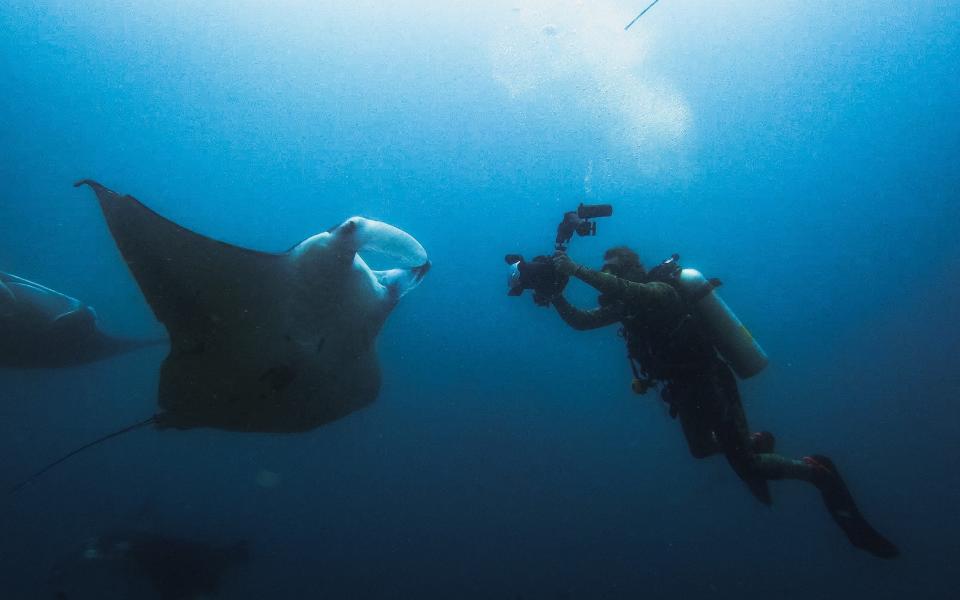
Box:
[532,290,552,307]
[553,251,579,277]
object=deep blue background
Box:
[1,1,958,598]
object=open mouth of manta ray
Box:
[338,216,431,296]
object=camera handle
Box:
[555,202,610,250]
[555,211,581,250]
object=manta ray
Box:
[0,271,163,368]
[74,179,430,433]
[53,531,248,600]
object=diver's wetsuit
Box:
[551,265,899,558]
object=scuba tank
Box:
[676,268,768,379]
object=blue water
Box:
[1,1,958,598]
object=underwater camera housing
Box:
[506,203,613,305]
[505,254,561,306]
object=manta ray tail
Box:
[9,416,156,494]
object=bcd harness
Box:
[617,254,723,413]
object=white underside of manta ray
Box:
[75,179,430,433]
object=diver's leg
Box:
[718,420,899,556]
[745,451,900,558]
[800,455,900,559]
[670,378,721,459]
[711,364,899,558]
[749,431,776,453]
[712,368,775,506]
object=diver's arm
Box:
[572,266,680,310]
[550,294,622,330]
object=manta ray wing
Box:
[76,180,287,342]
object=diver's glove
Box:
[532,289,552,306]
[552,251,580,277]
[530,254,570,306]
[532,275,568,306]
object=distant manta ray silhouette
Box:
[10,179,430,493]
[0,270,164,368]
[52,530,249,599]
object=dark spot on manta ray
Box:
[316,337,326,353]
[259,365,297,392]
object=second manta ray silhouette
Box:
[0,271,163,368]
[76,179,430,433]
[53,530,248,600]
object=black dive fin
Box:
[811,455,900,559]
[9,416,156,494]
[745,478,773,506]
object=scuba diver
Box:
[543,246,899,559]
